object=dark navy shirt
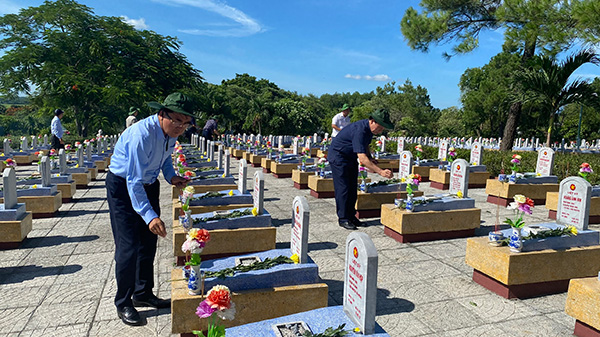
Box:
[329,119,373,163]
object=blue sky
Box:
[5,0,600,109]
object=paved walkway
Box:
[0,160,594,336]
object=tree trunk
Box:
[501,101,522,151]
[499,37,537,151]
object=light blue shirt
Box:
[109,114,177,224]
[51,116,63,139]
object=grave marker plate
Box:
[449,159,470,198]
[343,232,378,335]
[556,176,592,230]
[470,142,483,166]
[398,151,413,179]
[2,168,17,209]
[253,171,264,214]
[535,147,555,177]
[290,196,309,264]
[396,137,404,154]
[238,159,248,194]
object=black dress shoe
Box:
[339,220,357,230]
[132,294,171,309]
[117,306,144,326]
[350,217,366,227]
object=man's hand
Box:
[379,169,393,179]
[171,175,188,188]
[149,217,167,237]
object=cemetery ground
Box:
[0,158,596,337]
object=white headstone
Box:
[43,134,48,147]
[253,171,264,214]
[396,137,405,154]
[217,145,223,169]
[535,147,555,177]
[2,168,17,209]
[77,145,84,167]
[238,159,248,194]
[398,151,413,179]
[291,196,310,264]
[3,139,11,154]
[556,176,592,230]
[292,138,299,155]
[343,232,378,335]
[224,150,230,176]
[86,143,92,162]
[449,159,470,198]
[31,135,37,148]
[379,136,386,152]
[59,149,67,174]
[21,137,28,151]
[438,140,449,161]
[40,156,51,187]
[469,142,483,166]
[278,136,283,148]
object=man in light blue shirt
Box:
[106,92,192,326]
[50,109,64,150]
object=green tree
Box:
[519,49,599,146]
[400,0,600,150]
[0,0,202,136]
[437,106,465,137]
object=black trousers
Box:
[202,129,213,141]
[106,171,160,309]
[51,135,64,151]
[330,158,359,221]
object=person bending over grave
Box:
[328,109,394,230]
[202,116,219,141]
[106,92,192,326]
[50,109,65,151]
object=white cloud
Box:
[121,16,150,30]
[0,0,21,15]
[153,0,263,37]
[345,74,391,82]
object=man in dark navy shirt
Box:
[328,109,394,230]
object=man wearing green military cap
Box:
[126,107,138,128]
[331,103,351,137]
[107,92,193,326]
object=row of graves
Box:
[185,133,600,336]
[0,135,114,249]
[171,136,392,336]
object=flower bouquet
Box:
[375,139,383,159]
[508,154,521,183]
[3,158,16,169]
[266,141,273,159]
[182,228,211,294]
[504,194,533,252]
[317,157,327,177]
[579,163,593,182]
[415,144,423,164]
[277,145,284,163]
[193,285,236,337]
[300,147,310,171]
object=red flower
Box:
[414,174,422,182]
[72,85,79,91]
[206,286,232,311]
[525,198,534,208]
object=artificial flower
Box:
[221,173,226,178]
[31,184,38,189]
[251,207,258,216]
[228,190,234,196]
[456,191,463,198]
[513,194,526,203]
[504,194,534,228]
[290,254,299,264]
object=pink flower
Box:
[195,300,216,318]
[518,203,533,215]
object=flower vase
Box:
[360,179,366,192]
[375,152,380,160]
[415,158,420,166]
[509,171,517,184]
[182,265,191,279]
[319,168,325,178]
[508,227,523,253]
[188,265,201,295]
[488,231,504,246]
[405,195,414,212]
[301,162,306,172]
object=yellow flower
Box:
[400,177,406,183]
[515,155,522,160]
[203,152,207,155]
[456,191,463,198]
[354,328,361,333]
[568,226,578,235]
[472,162,477,165]
[513,194,526,203]
[207,158,211,162]
[290,254,299,264]
[184,186,195,194]
[221,173,226,178]
[75,164,79,168]
[536,172,541,176]
[19,150,23,152]
[32,184,37,189]
[251,207,258,216]
[200,155,204,159]
[228,190,234,196]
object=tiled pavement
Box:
[0,160,595,336]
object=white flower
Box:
[507,202,519,210]
[216,302,236,320]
